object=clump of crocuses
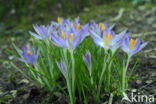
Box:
[13,17,148,104]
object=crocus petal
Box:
[51,34,67,48]
[109,23,116,30]
[130,38,141,54]
[19,58,27,63]
[89,30,104,47]
[51,21,59,27]
[135,42,148,54]
[33,25,42,36]
[29,31,42,39]
[47,24,53,37]
[56,59,67,77]
[113,29,127,43]
[83,51,91,68]
[81,23,89,37]
[104,22,109,29]
[73,34,82,49]
[73,17,79,26]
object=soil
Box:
[0,5,155,104]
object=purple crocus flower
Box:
[51,17,66,28]
[90,21,115,34]
[19,46,38,64]
[56,59,67,77]
[51,17,89,50]
[62,17,89,38]
[29,24,52,39]
[83,51,91,68]
[121,34,148,56]
[89,22,127,52]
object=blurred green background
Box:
[0,0,154,37]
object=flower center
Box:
[104,32,111,46]
[27,50,32,55]
[129,39,137,50]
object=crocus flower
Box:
[29,24,52,39]
[83,50,91,68]
[89,22,127,52]
[62,17,89,38]
[51,17,66,28]
[51,17,89,50]
[19,46,38,64]
[121,34,148,56]
[56,59,67,77]
[91,21,115,33]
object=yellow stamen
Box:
[65,32,68,38]
[129,39,137,50]
[70,33,73,41]
[99,23,105,32]
[27,50,31,55]
[77,23,80,30]
[57,17,61,24]
[61,32,65,40]
[105,33,111,45]
[43,25,45,27]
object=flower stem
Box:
[70,50,75,98]
[97,51,109,100]
[107,59,112,92]
[66,77,74,104]
[89,66,93,85]
[122,55,131,92]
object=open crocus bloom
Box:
[61,17,89,38]
[121,34,148,56]
[19,46,38,64]
[51,17,89,50]
[90,22,127,52]
[29,24,52,39]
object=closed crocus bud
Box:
[56,59,67,78]
[83,50,91,68]
[19,46,39,64]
